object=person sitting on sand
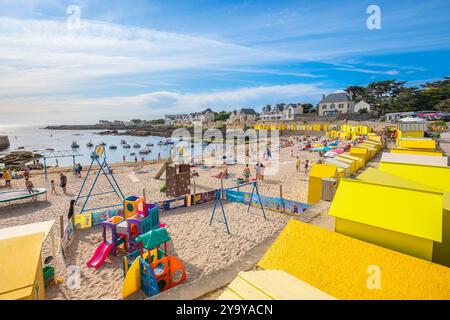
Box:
[25,177,35,194]
[191,169,200,178]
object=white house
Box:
[353,100,371,113]
[318,93,354,116]
[259,103,303,121]
[229,108,258,123]
[285,104,303,120]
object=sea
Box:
[0,125,179,167]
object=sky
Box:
[0,0,449,125]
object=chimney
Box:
[322,94,326,100]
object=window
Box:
[338,104,344,109]
[322,104,327,110]
[330,104,335,109]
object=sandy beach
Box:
[0,144,323,300]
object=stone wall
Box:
[0,135,9,151]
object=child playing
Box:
[295,157,301,172]
[51,179,57,195]
[25,177,35,194]
[2,170,11,187]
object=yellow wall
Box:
[433,210,450,267]
[399,139,436,150]
[258,220,450,300]
[335,218,433,261]
[307,164,337,204]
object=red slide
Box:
[86,242,113,269]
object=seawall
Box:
[0,135,9,151]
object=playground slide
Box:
[86,242,113,269]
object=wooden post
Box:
[279,185,285,212]
[142,188,146,200]
[221,177,224,200]
[59,215,64,239]
[193,179,197,205]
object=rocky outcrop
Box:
[0,151,43,170]
[0,135,9,151]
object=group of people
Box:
[242,162,265,182]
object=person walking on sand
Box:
[25,177,35,194]
[304,159,310,175]
[123,155,126,163]
[295,157,301,173]
[60,173,67,195]
[50,179,57,195]
[255,163,261,181]
[134,155,138,163]
[243,164,251,183]
[260,162,265,181]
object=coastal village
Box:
[0,0,449,303]
[1,87,450,299]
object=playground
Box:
[0,144,311,300]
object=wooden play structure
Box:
[257,220,450,299]
[165,164,190,198]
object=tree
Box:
[301,103,314,113]
[358,108,368,114]
[214,111,231,122]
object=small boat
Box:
[130,152,136,156]
[120,140,127,145]
[86,141,94,147]
[71,141,80,149]
[146,143,154,147]
[99,142,106,146]
[139,148,151,154]
[123,144,131,149]
[109,145,118,150]
[133,143,141,148]
[18,146,25,150]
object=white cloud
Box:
[0,17,297,97]
[0,83,328,125]
[335,67,399,76]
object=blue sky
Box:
[0,0,449,124]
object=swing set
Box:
[209,181,267,235]
[75,146,125,213]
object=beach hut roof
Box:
[381,152,448,167]
[0,232,45,299]
[136,228,171,250]
[0,220,54,241]
[329,179,443,242]
[309,164,337,178]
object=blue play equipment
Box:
[75,146,125,213]
[210,181,267,235]
[41,149,83,181]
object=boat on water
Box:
[123,144,131,148]
[86,141,94,147]
[120,140,127,145]
[130,152,136,156]
[99,142,107,146]
[139,148,151,154]
[133,143,141,148]
[109,145,118,150]
[71,141,80,149]
[146,143,154,147]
